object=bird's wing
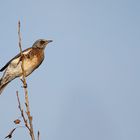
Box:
[0,48,32,72]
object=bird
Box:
[0,39,52,95]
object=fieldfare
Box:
[0,39,52,94]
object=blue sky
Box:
[0,0,140,140]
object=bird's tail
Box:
[0,79,9,95]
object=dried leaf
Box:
[14,119,21,124]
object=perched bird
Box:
[0,39,52,94]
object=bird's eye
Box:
[40,40,46,45]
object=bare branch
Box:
[18,20,35,140]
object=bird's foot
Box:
[22,83,27,88]
[20,78,28,88]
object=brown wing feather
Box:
[0,48,32,72]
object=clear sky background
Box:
[0,0,140,140]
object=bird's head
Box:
[32,39,53,49]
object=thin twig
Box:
[37,131,40,140]
[18,21,35,140]
[5,128,16,139]
[18,21,26,86]
[5,126,25,139]
[16,91,30,131]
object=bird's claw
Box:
[21,83,27,88]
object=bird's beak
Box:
[47,40,53,43]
